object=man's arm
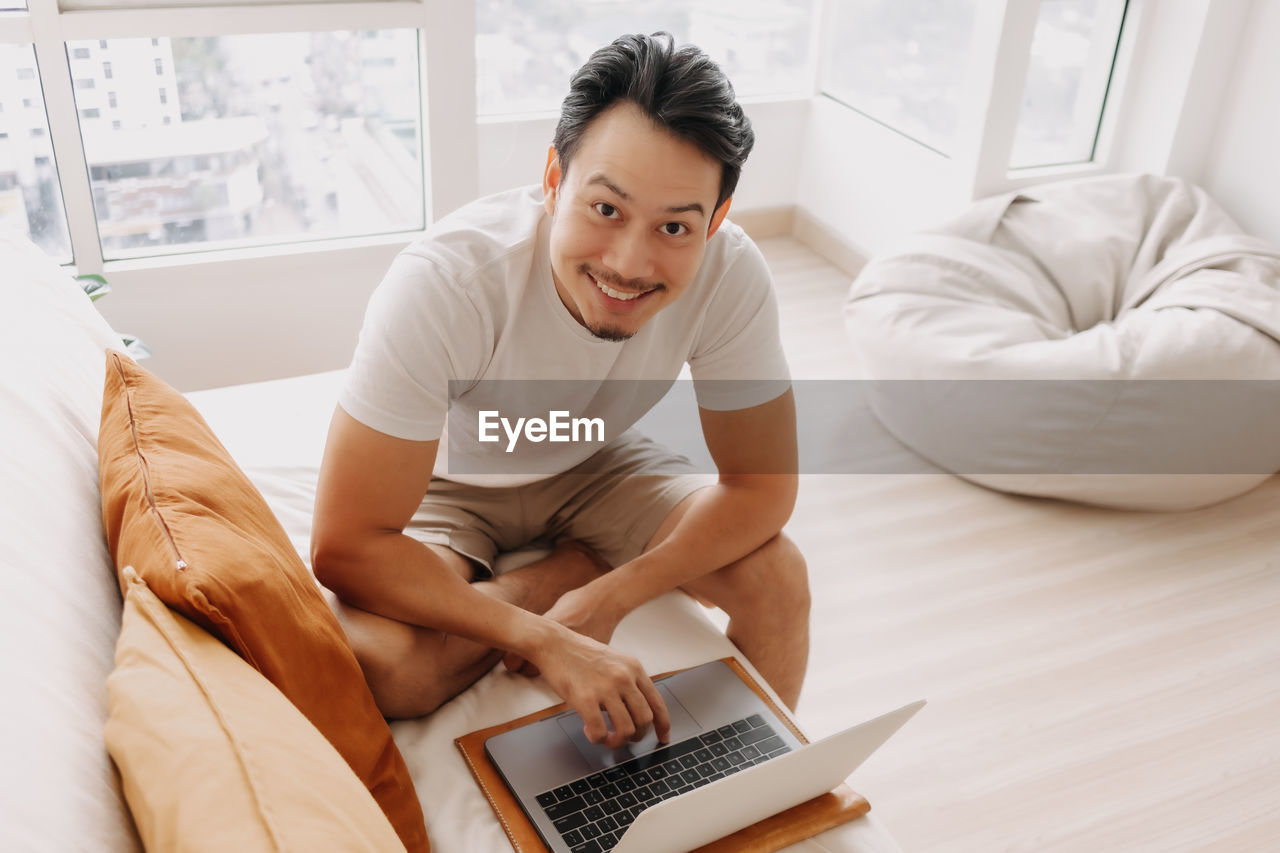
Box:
[534,389,799,639]
[310,406,669,746]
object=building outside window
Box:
[0,44,72,260]
[68,30,423,258]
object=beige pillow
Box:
[105,567,408,853]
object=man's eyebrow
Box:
[585,173,706,217]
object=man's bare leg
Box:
[646,496,811,710]
[330,539,609,718]
[680,534,810,708]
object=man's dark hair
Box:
[553,32,754,211]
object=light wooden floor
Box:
[754,235,1280,853]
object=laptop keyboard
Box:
[535,713,792,853]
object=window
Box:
[100,40,109,49]
[75,77,96,89]
[17,66,35,79]
[154,57,163,75]
[1009,0,1128,169]
[71,47,91,60]
[475,0,816,116]
[820,0,979,155]
[67,30,424,259]
[103,61,113,79]
[0,44,73,262]
[108,91,117,108]
[79,108,100,119]
[820,0,1129,171]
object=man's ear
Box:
[543,146,562,215]
[706,197,732,241]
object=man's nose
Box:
[601,227,655,282]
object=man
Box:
[311,33,808,750]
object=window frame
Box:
[801,0,1242,254]
[8,0,474,279]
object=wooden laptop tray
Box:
[455,656,870,853]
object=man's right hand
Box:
[521,621,670,749]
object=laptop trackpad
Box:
[558,683,701,772]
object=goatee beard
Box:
[587,323,633,342]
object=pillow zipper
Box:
[111,354,189,572]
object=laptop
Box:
[484,659,924,853]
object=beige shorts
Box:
[405,430,713,578]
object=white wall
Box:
[793,97,961,258]
[1106,0,1253,183]
[1198,0,1280,246]
[94,235,403,391]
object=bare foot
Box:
[491,540,613,678]
[471,538,610,616]
[551,537,612,579]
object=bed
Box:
[2,229,902,851]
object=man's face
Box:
[543,102,731,341]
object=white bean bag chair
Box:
[844,173,1280,510]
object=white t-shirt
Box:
[340,185,790,485]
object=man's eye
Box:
[662,222,689,236]
[594,202,620,219]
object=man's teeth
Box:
[594,277,643,301]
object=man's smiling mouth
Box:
[594,277,644,301]
[583,267,664,304]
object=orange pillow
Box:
[98,351,429,853]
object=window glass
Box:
[1009,0,1128,169]
[66,30,423,260]
[475,0,815,117]
[0,44,73,261]
[820,0,978,155]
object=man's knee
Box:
[753,533,810,612]
[334,602,448,719]
[697,533,810,617]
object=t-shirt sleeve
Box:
[339,251,487,441]
[687,234,792,411]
